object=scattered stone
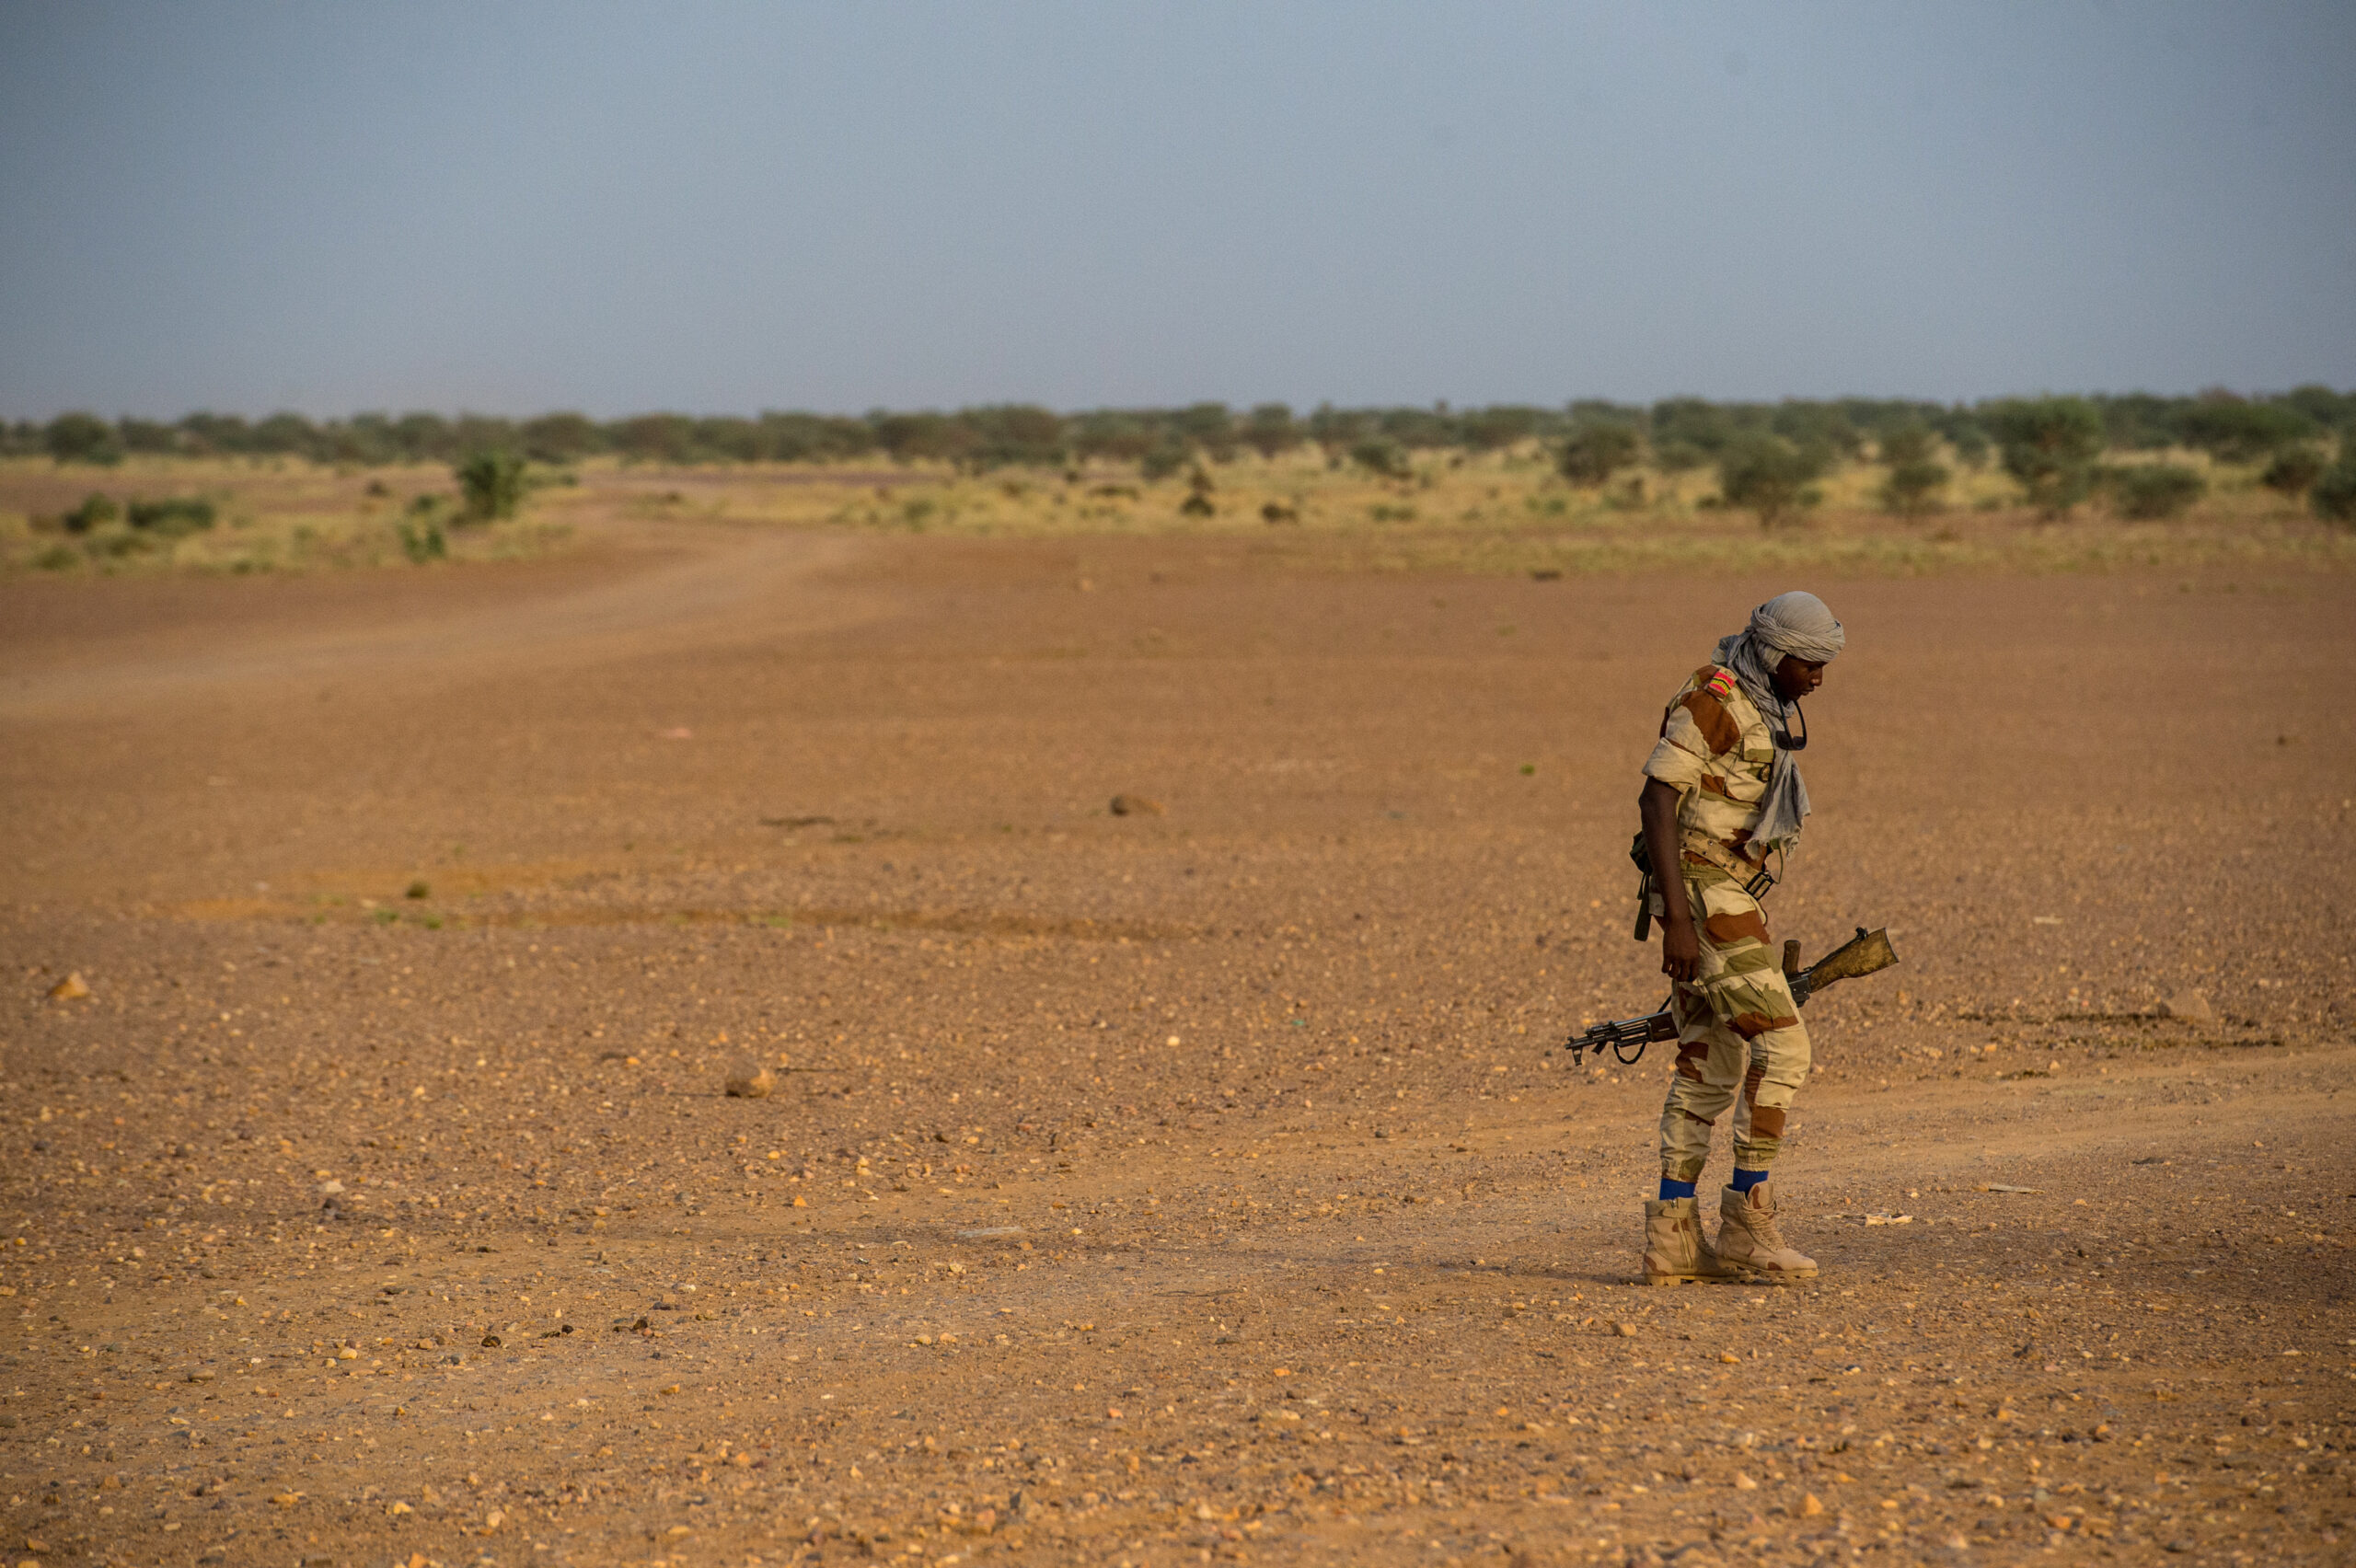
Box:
[2160,990,2215,1023]
[1800,1493,1824,1516]
[47,973,88,1000]
[1109,794,1164,817]
[724,1065,776,1099]
[1733,1470,1758,1490]
[1615,1321,1638,1338]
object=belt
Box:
[1679,830,1778,897]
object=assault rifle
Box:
[1559,926,1900,1067]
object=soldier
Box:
[1634,591,1845,1286]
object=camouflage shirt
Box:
[1642,663,1780,866]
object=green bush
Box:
[1875,425,1948,518]
[1716,435,1828,526]
[398,518,448,562]
[126,496,217,536]
[61,492,119,533]
[520,411,605,463]
[1173,403,1240,464]
[1985,397,2104,517]
[2104,463,2205,520]
[45,412,122,466]
[961,404,1066,470]
[1457,405,1542,452]
[1179,467,1217,517]
[1350,438,1411,479]
[1770,402,1862,459]
[85,525,158,559]
[1242,403,1299,459]
[1650,397,1738,455]
[1879,459,1950,518]
[2176,398,2314,464]
[2313,455,2356,525]
[1877,425,1934,467]
[2260,447,2327,496]
[119,418,179,455]
[456,449,525,522]
[1138,440,1190,482]
[1649,439,1707,475]
[1555,422,1641,487]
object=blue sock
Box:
[1657,1178,1697,1202]
[1730,1168,1770,1193]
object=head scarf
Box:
[1709,591,1845,853]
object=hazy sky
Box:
[3,1,2350,419]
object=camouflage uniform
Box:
[1641,663,1810,1182]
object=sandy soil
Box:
[2,524,2351,1568]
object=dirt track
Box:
[2,524,2351,1568]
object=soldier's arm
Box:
[1642,671,1742,983]
[1640,777,1699,982]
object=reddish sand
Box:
[2,525,2350,1566]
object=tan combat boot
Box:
[1716,1181,1818,1283]
[1641,1196,1735,1286]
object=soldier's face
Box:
[1773,655,1826,701]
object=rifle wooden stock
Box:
[1562,926,1900,1066]
[1787,926,1899,1006]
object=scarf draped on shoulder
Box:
[1707,590,1845,854]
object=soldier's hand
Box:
[1660,917,1700,983]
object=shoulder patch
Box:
[1703,667,1737,701]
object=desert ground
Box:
[1,505,2351,1568]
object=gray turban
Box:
[1709,591,1845,853]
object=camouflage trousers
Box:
[1655,863,1811,1181]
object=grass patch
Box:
[0,455,576,575]
[4,446,2349,580]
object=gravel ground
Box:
[1,527,2350,1567]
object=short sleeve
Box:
[1643,731,1705,790]
[1643,682,1739,790]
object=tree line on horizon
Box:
[17,388,2356,526]
[13,388,2353,474]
